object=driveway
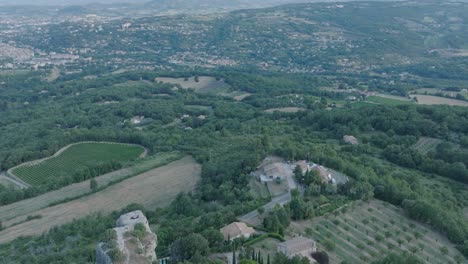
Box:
[238,192,291,225]
[0,172,29,189]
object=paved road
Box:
[238,192,291,224]
[0,172,29,189]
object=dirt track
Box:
[0,156,200,244]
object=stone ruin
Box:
[96,210,157,264]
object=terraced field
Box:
[10,142,145,186]
[289,199,466,264]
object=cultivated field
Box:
[289,199,466,264]
[412,137,442,154]
[10,142,145,186]
[412,88,468,98]
[410,95,468,107]
[264,107,307,113]
[155,76,230,94]
[0,152,181,223]
[367,95,413,106]
[0,156,201,244]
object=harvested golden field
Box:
[0,156,200,244]
[410,95,468,106]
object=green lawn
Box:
[12,142,144,186]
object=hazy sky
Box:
[0,0,148,5]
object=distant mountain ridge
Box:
[0,0,398,7]
[0,0,146,6]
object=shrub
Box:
[132,223,147,240]
[323,239,336,251]
[108,248,124,262]
[102,229,117,243]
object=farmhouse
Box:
[263,162,289,179]
[277,236,317,260]
[220,222,256,241]
[343,135,359,145]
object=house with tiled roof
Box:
[220,222,256,241]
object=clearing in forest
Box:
[0,156,201,244]
[10,142,145,186]
[412,137,442,154]
[45,67,60,82]
[264,107,307,113]
[367,95,413,106]
[410,95,468,107]
[288,199,466,264]
[155,76,230,94]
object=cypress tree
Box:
[267,254,270,264]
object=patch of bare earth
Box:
[45,68,60,82]
[0,156,200,244]
[410,95,468,106]
[155,76,228,93]
[233,93,251,101]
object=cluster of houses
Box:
[220,222,317,263]
[253,158,337,185]
[216,156,350,263]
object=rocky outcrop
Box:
[96,242,113,264]
[96,210,157,264]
